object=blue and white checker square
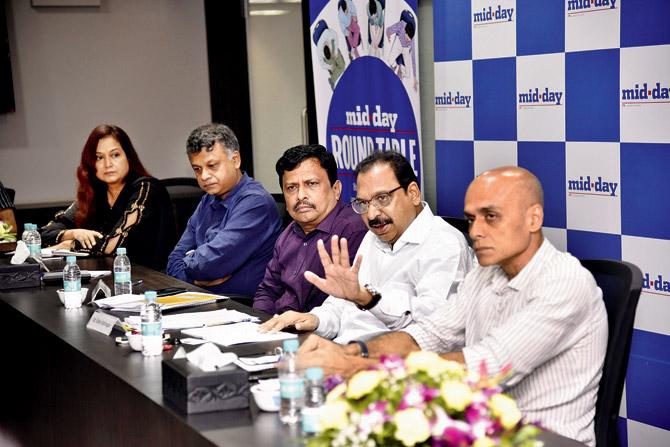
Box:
[517,141,566,228]
[566,49,620,142]
[433,0,471,62]
[516,0,564,56]
[626,329,670,432]
[621,0,670,48]
[435,140,474,217]
[566,230,621,260]
[621,143,670,240]
[473,57,517,141]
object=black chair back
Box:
[271,193,292,230]
[160,178,204,237]
[580,259,642,447]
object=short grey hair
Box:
[186,123,240,157]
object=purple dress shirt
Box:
[253,200,368,315]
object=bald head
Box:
[473,166,544,210]
[464,166,545,278]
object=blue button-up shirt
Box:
[167,173,282,296]
[252,200,368,314]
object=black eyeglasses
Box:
[351,186,403,214]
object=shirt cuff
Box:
[309,307,338,340]
[368,283,412,326]
[402,324,442,353]
[462,344,502,378]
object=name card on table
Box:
[86,310,120,336]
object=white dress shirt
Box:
[310,203,474,344]
[404,239,608,447]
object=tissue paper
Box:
[10,241,29,265]
[185,343,237,372]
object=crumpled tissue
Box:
[10,241,30,265]
[174,342,237,372]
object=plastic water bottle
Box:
[140,291,163,357]
[113,247,132,295]
[24,224,41,257]
[301,367,325,435]
[21,223,32,244]
[278,338,304,424]
[62,256,81,308]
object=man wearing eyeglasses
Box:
[259,151,474,343]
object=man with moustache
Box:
[259,151,473,343]
[167,123,282,296]
[298,166,607,446]
[253,145,367,314]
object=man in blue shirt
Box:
[167,123,282,296]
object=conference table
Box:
[0,257,586,447]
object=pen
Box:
[132,280,143,288]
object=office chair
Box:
[271,193,292,230]
[580,259,642,447]
[160,178,204,236]
[440,216,472,246]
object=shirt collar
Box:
[490,238,553,293]
[373,202,434,252]
[291,199,349,238]
[209,172,249,209]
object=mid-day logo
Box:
[567,0,617,16]
[621,82,670,107]
[642,272,670,297]
[518,87,563,108]
[567,175,618,197]
[473,4,514,26]
[435,91,472,109]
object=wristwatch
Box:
[348,340,369,358]
[357,284,382,311]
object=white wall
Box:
[0,0,211,205]
[247,3,307,193]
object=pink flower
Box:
[380,354,406,371]
[399,385,427,410]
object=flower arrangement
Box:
[308,351,542,447]
[0,221,16,242]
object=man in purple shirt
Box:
[253,145,367,314]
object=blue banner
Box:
[309,0,422,201]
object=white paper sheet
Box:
[125,308,259,330]
[182,322,297,347]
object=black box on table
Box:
[0,262,41,290]
[162,358,250,414]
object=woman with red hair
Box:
[41,124,177,270]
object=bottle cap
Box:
[144,291,157,302]
[116,247,127,255]
[24,223,32,230]
[66,256,76,263]
[305,367,323,380]
[282,338,299,353]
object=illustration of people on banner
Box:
[309,0,422,201]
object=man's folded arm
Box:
[166,216,197,281]
[183,197,277,281]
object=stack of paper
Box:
[94,291,228,312]
[182,322,297,346]
[124,308,259,330]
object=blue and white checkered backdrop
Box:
[432,0,670,445]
